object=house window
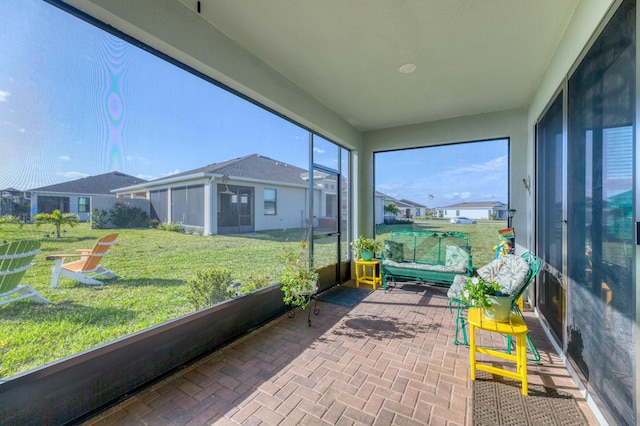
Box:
[78,197,90,213]
[264,189,276,215]
[456,210,460,216]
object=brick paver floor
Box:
[83,282,599,425]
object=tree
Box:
[384,202,400,216]
[33,209,79,238]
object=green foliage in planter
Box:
[350,235,383,258]
[281,243,318,309]
[186,268,235,310]
[459,276,505,308]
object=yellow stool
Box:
[355,259,382,290]
[468,307,529,395]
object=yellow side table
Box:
[468,307,529,395]
[355,259,382,290]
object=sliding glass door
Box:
[536,1,637,423]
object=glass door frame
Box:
[309,134,348,290]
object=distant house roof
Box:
[117,154,309,192]
[438,201,507,209]
[29,172,147,195]
[1,188,24,196]
[399,199,426,208]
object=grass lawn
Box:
[0,219,507,378]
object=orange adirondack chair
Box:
[0,240,50,306]
[48,233,120,288]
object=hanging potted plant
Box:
[350,235,383,261]
[280,242,319,310]
[459,276,514,322]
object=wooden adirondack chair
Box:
[0,240,51,306]
[48,233,120,288]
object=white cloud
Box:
[444,155,508,176]
[313,147,325,154]
[137,174,157,181]
[59,155,70,161]
[163,169,180,177]
[0,90,10,102]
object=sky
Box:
[0,0,507,208]
[375,140,508,209]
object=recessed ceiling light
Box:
[399,63,417,74]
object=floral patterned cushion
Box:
[384,240,404,262]
[447,274,467,299]
[477,255,529,296]
[445,245,470,270]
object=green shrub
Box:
[91,209,108,229]
[156,221,184,233]
[243,274,272,294]
[108,201,148,228]
[148,218,160,228]
[186,268,235,310]
[0,215,24,225]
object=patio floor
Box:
[83,281,599,425]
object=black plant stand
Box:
[287,293,320,326]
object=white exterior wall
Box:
[374,195,384,224]
[253,183,308,231]
[442,208,491,220]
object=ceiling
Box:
[177,0,580,132]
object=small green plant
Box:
[33,209,79,238]
[459,276,505,308]
[186,268,236,310]
[281,242,319,309]
[91,209,108,229]
[148,218,160,228]
[350,235,383,258]
[156,221,184,233]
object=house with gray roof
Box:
[28,172,147,222]
[114,154,338,235]
[436,201,507,220]
[398,199,427,219]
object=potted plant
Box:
[459,276,514,322]
[350,235,383,261]
[280,242,319,310]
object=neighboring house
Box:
[0,188,29,220]
[374,191,399,224]
[114,154,340,235]
[436,201,508,220]
[28,172,148,222]
[398,199,427,219]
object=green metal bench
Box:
[381,230,472,291]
